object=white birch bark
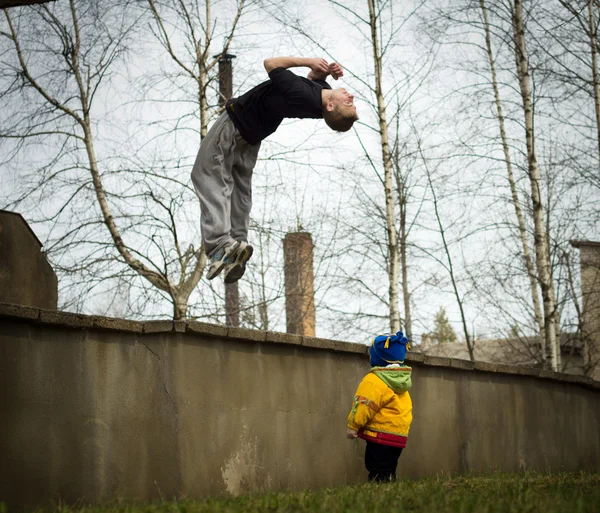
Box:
[391,143,412,338]
[400,195,412,338]
[5,2,216,320]
[589,0,600,167]
[367,0,401,332]
[479,0,545,363]
[511,0,559,370]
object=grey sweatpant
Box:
[191,113,261,257]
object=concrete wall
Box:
[0,211,57,310]
[1,303,599,509]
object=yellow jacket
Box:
[347,365,413,448]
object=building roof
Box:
[570,240,600,248]
[0,1,53,7]
[0,210,43,248]
[420,332,583,366]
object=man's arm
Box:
[308,62,344,82]
[263,56,329,75]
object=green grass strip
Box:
[8,471,600,513]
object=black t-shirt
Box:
[225,67,332,145]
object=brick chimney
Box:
[283,232,316,336]
[217,53,235,105]
[215,52,240,327]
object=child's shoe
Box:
[223,241,253,284]
[206,241,241,280]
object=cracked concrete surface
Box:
[141,341,161,360]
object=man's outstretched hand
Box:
[307,59,344,81]
[329,62,343,80]
[309,57,330,75]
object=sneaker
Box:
[223,241,253,284]
[206,241,241,280]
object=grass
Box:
[10,472,600,513]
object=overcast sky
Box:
[1,0,598,344]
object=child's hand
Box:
[329,62,343,80]
[346,428,358,439]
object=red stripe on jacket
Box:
[358,428,407,448]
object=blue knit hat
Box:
[369,331,411,367]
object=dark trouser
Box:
[365,441,403,482]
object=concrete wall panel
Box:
[0,306,599,509]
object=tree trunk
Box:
[589,0,600,162]
[173,297,188,321]
[511,0,559,370]
[200,63,208,139]
[199,0,211,139]
[392,147,412,338]
[400,196,412,338]
[479,0,545,363]
[367,0,401,333]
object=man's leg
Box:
[223,135,260,284]
[230,134,260,242]
[191,113,238,259]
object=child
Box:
[347,331,413,482]
[191,56,359,284]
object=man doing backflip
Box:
[191,56,358,284]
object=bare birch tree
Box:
[543,0,600,180]
[587,0,600,162]
[143,0,249,323]
[365,0,401,333]
[421,0,582,367]
[0,1,247,320]
[510,0,560,370]
[392,128,415,338]
[479,0,545,362]
[0,2,202,315]
[145,0,246,140]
